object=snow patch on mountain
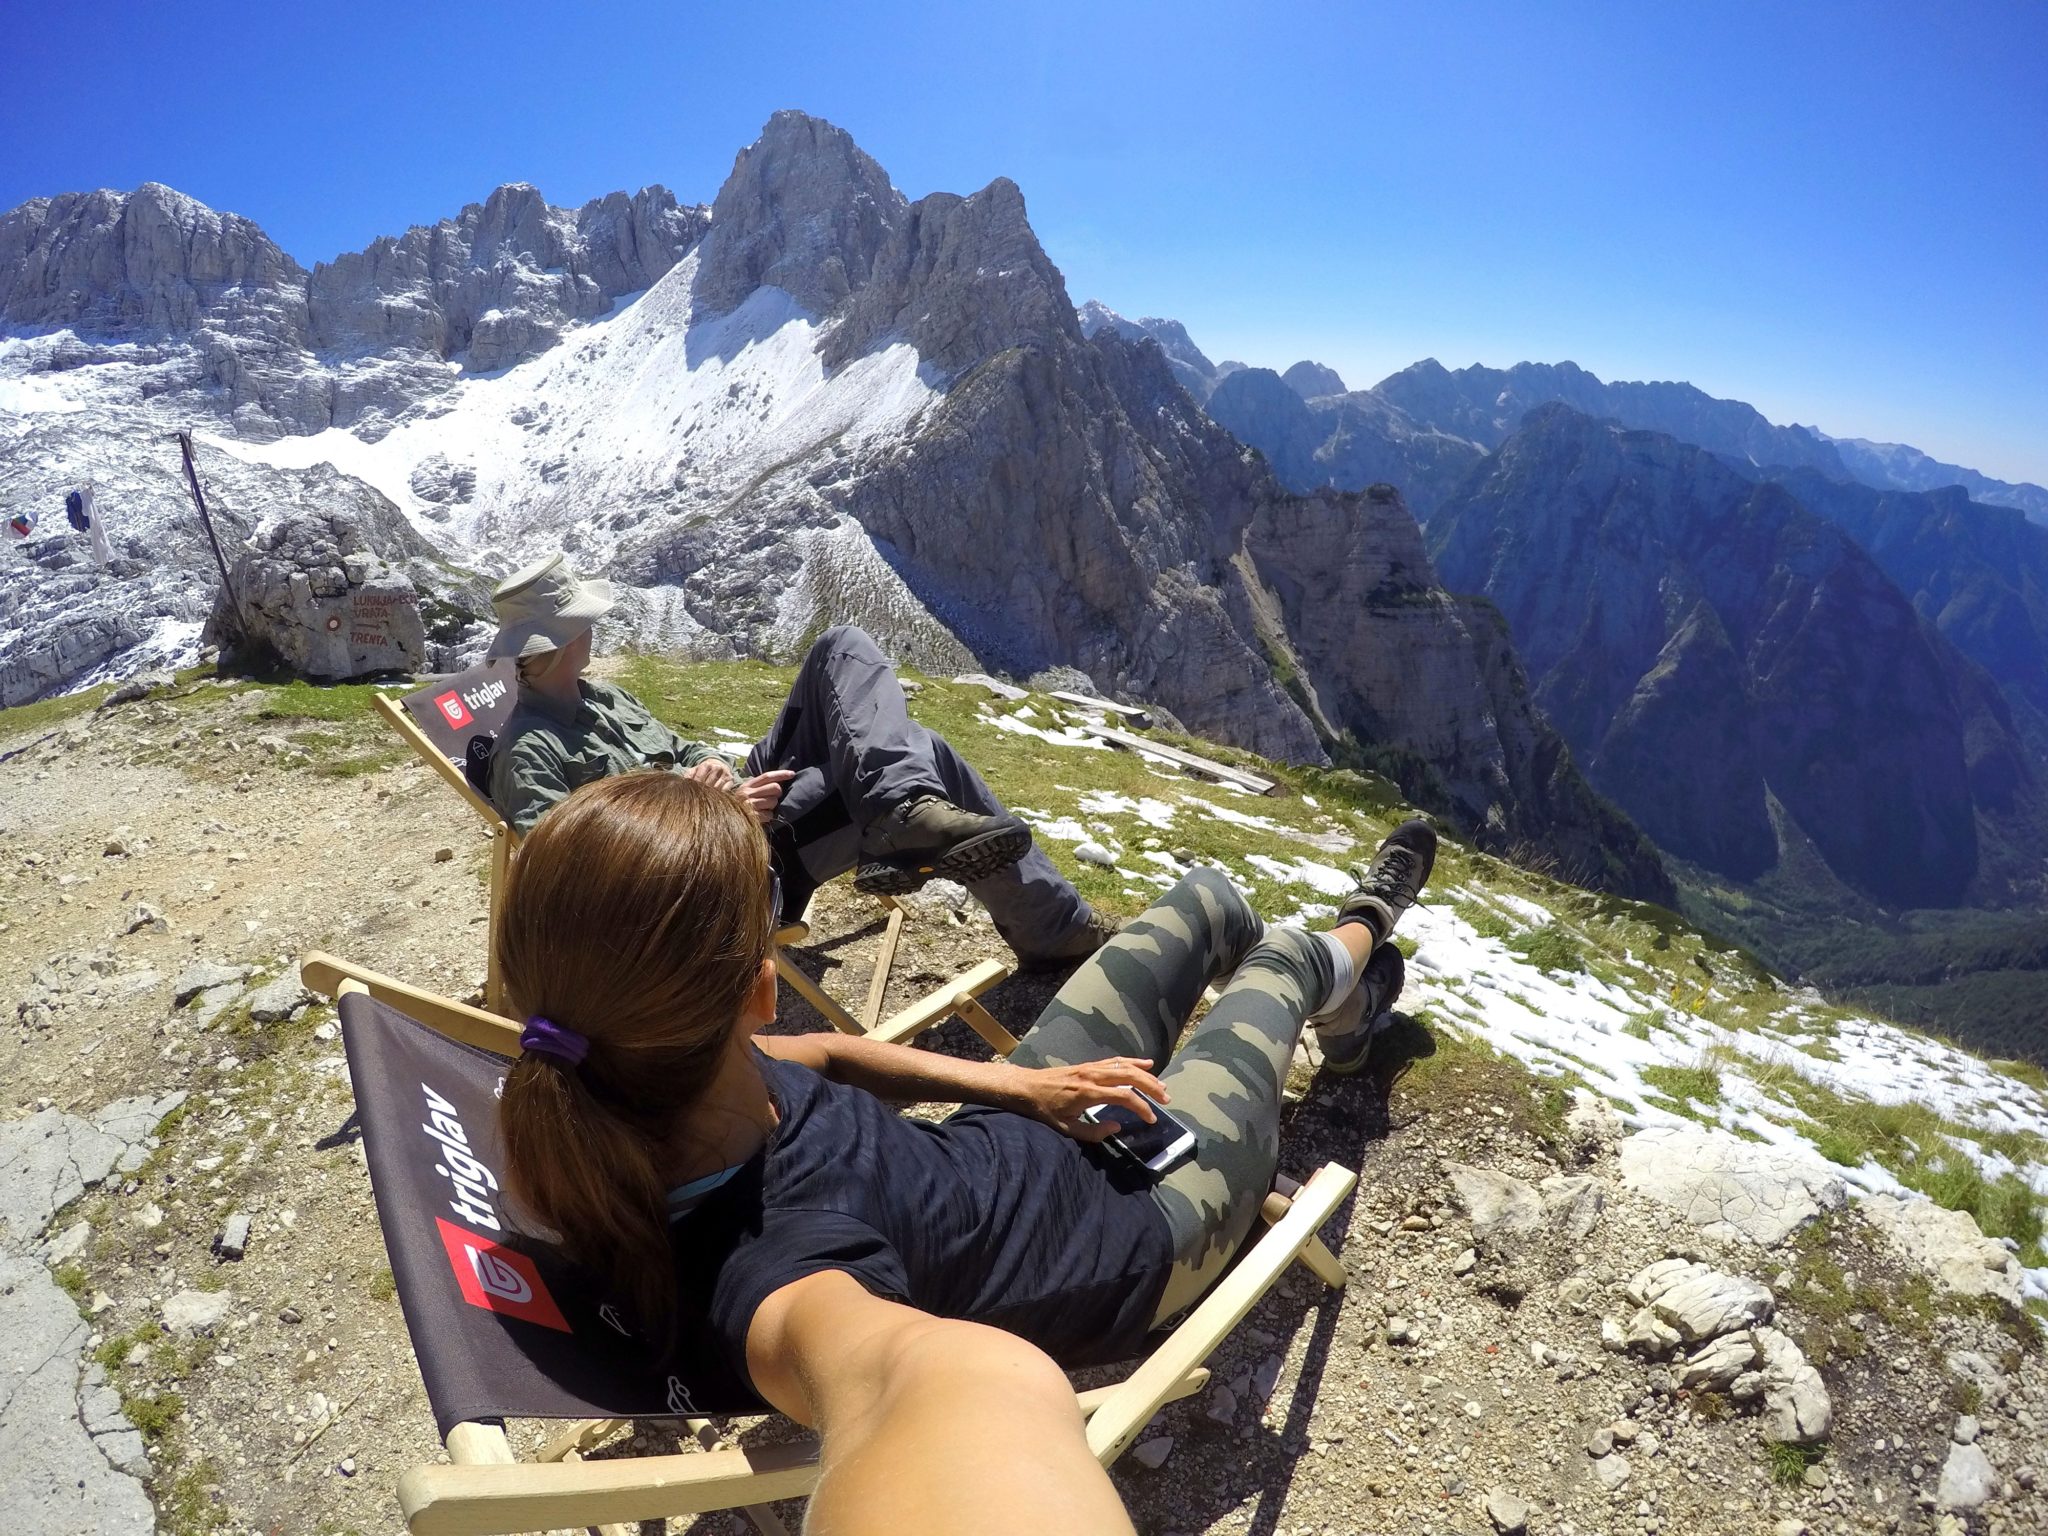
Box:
[998,711,2048,1301]
[204,251,939,580]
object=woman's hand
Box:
[684,759,736,788]
[1018,1058,1169,1141]
[734,769,795,825]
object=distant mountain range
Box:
[1079,304,2048,528]
[1428,406,2044,911]
[1089,301,2047,1047]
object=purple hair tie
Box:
[521,1016,589,1067]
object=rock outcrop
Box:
[1076,299,1240,402]
[1617,1126,1847,1247]
[1242,481,1673,898]
[1860,1193,2025,1307]
[309,182,707,374]
[216,508,428,679]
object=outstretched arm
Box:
[755,1031,1166,1140]
[747,1271,1136,1536]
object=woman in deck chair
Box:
[494,773,1435,1535]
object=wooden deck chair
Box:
[372,665,992,1047]
[302,955,1358,1536]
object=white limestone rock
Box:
[1445,1163,1545,1246]
[1624,1259,1774,1342]
[1618,1125,1845,1246]
[1754,1325,1832,1446]
[1860,1193,2023,1307]
[1936,1441,1997,1512]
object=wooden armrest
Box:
[301,950,521,1056]
[1083,1161,1356,1465]
[400,1438,822,1535]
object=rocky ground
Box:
[3,672,2044,1536]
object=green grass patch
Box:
[1764,1439,1827,1485]
[1505,921,1585,974]
[52,1261,90,1309]
[1621,1013,1658,1042]
[251,679,396,724]
[1762,1076,2047,1260]
[370,1265,398,1303]
[1993,1058,2048,1093]
[0,680,117,737]
[1452,900,1516,942]
[1640,1061,1722,1109]
[165,1458,228,1536]
[122,1387,185,1442]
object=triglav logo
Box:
[469,1246,533,1304]
[434,691,473,729]
[435,1218,570,1332]
[666,1376,700,1415]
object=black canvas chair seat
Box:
[342,989,755,1432]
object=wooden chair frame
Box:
[304,960,1357,1536]
[371,693,1011,1050]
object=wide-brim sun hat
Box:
[486,554,617,659]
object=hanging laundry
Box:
[65,489,89,531]
[76,483,114,565]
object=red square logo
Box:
[434,691,473,729]
[435,1219,571,1333]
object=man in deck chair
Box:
[484,554,1115,968]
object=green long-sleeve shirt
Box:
[487,678,732,835]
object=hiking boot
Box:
[1016,909,1125,973]
[1313,942,1406,1077]
[854,795,1034,895]
[1337,818,1438,942]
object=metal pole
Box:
[174,430,250,648]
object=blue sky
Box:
[4,0,2043,483]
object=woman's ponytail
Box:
[492,773,775,1350]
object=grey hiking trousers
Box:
[1005,866,1333,1322]
[745,626,1093,961]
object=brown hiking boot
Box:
[1337,818,1438,942]
[854,795,1034,895]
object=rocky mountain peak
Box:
[828,172,1077,374]
[1074,300,1225,400]
[1281,360,1346,399]
[0,182,306,334]
[693,109,906,318]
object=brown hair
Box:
[494,771,774,1346]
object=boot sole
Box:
[854,824,1034,896]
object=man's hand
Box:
[684,759,736,788]
[734,769,796,825]
[1017,1058,1169,1141]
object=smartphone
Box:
[1081,1094,1197,1177]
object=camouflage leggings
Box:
[1007,867,1332,1322]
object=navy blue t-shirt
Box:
[669,1050,1177,1401]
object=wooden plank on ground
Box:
[1078,724,1279,796]
[1048,690,1152,724]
